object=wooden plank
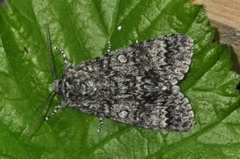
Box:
[192,0,240,66]
[193,0,240,28]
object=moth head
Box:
[52,79,62,94]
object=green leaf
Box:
[0,0,239,158]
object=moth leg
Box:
[107,41,111,53]
[45,100,69,120]
[97,115,104,132]
[45,105,61,120]
[54,46,72,68]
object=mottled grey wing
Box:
[108,85,194,131]
[109,34,193,85]
[100,34,194,131]
[60,34,194,131]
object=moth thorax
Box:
[78,80,97,96]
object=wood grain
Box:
[192,0,240,67]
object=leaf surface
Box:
[0,0,239,158]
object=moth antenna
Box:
[26,27,57,138]
[25,91,56,138]
[46,27,56,79]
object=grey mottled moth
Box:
[27,30,194,136]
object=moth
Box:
[27,31,194,136]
